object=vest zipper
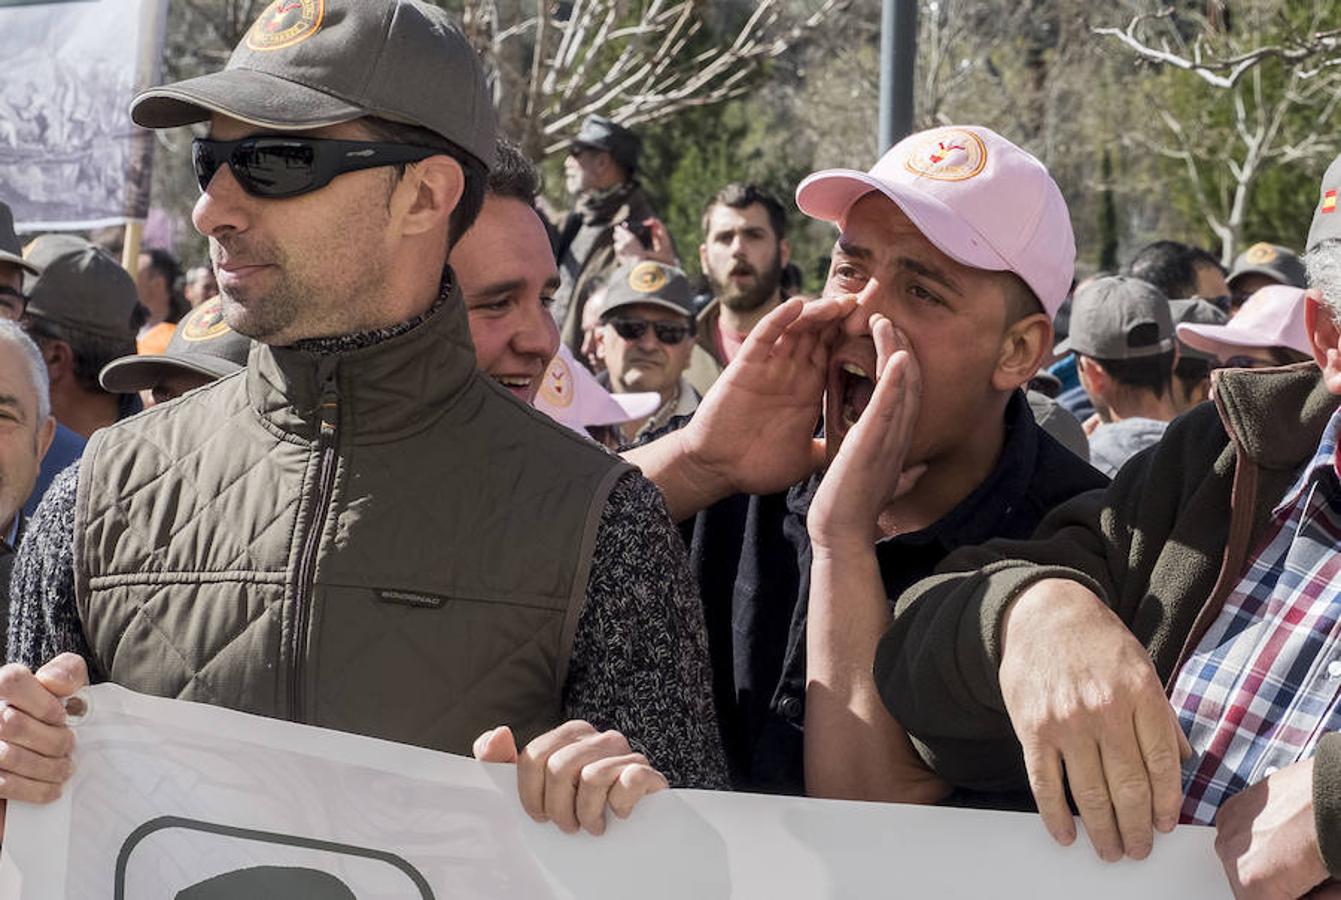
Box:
[291,366,340,721]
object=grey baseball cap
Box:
[100,295,251,393]
[0,202,40,278]
[23,235,139,343]
[570,115,641,172]
[600,261,695,319]
[1227,242,1307,290]
[130,0,497,168]
[1308,152,1341,252]
[1054,276,1174,360]
[1169,298,1227,364]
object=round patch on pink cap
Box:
[903,128,988,182]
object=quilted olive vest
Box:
[73,287,632,753]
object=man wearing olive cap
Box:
[3,0,725,841]
[878,152,1341,895]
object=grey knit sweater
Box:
[8,298,727,790]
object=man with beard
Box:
[687,183,791,395]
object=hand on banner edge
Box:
[473,720,668,836]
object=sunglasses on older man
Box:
[607,318,693,345]
[192,136,440,199]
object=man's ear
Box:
[394,155,465,240]
[40,339,73,384]
[1305,291,1341,394]
[778,238,792,270]
[698,242,709,273]
[35,415,55,463]
[1076,355,1107,396]
[991,313,1052,392]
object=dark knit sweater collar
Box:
[247,270,478,444]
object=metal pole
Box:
[879,0,918,154]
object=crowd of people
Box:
[0,0,1338,897]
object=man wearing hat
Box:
[1055,276,1179,476]
[623,125,1108,799]
[0,205,91,519]
[1178,284,1313,370]
[21,234,142,440]
[1227,241,1308,312]
[1168,298,1227,414]
[551,114,658,354]
[98,295,251,408]
[876,153,1341,895]
[1,0,726,840]
[596,260,702,442]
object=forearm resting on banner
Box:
[805,542,949,804]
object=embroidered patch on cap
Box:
[903,128,988,182]
[538,355,575,409]
[1324,189,1338,215]
[629,261,669,294]
[247,0,325,52]
[1244,242,1278,264]
[180,297,232,342]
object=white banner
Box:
[0,0,168,231]
[0,685,1229,899]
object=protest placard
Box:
[0,0,168,231]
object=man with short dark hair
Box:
[551,115,657,354]
[597,261,701,441]
[21,235,141,439]
[1127,239,1231,310]
[452,139,560,405]
[625,126,1109,799]
[690,183,791,393]
[1057,276,1179,476]
[877,153,1341,896]
[2,0,724,840]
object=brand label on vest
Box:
[375,589,446,610]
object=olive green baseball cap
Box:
[130,0,497,168]
[23,235,140,343]
[599,261,696,320]
[99,296,251,393]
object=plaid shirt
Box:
[1172,405,1341,825]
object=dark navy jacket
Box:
[682,391,1109,794]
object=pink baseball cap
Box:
[795,125,1075,319]
[533,345,661,434]
[1176,284,1310,361]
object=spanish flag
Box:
[1324,189,1338,214]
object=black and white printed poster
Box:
[0,0,168,230]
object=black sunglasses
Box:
[608,318,693,345]
[192,136,440,199]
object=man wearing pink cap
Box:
[626,125,1106,798]
[876,154,1341,896]
[1177,283,1313,369]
